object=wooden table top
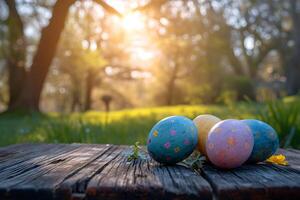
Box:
[0,143,299,200]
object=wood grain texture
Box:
[0,144,299,200]
[201,149,300,200]
[85,146,212,200]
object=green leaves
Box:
[257,100,300,148]
[126,141,206,172]
[127,142,141,161]
[181,151,206,171]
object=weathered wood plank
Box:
[13,145,112,200]
[55,144,119,200]
[0,144,299,200]
[201,149,300,200]
[0,143,47,163]
[280,149,300,170]
[0,144,76,182]
[0,144,113,200]
[0,144,65,171]
[86,146,212,200]
[0,144,79,200]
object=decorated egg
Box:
[206,119,254,169]
[193,114,221,156]
[147,116,198,164]
[242,119,279,163]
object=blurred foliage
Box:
[0,96,299,149]
[223,75,255,101]
[0,102,256,147]
[46,10,107,112]
[1,0,299,112]
[256,96,300,148]
[217,90,237,106]
[0,0,299,150]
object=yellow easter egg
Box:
[193,114,221,155]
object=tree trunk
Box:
[8,0,75,112]
[71,89,81,112]
[166,64,179,105]
[4,0,27,109]
[284,0,300,95]
[84,70,96,111]
[285,41,300,95]
[166,79,175,105]
[227,48,245,76]
[7,64,26,108]
[286,63,300,95]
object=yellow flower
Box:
[266,154,288,166]
[153,130,158,137]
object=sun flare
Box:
[121,12,145,31]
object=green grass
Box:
[256,98,300,148]
[0,97,299,148]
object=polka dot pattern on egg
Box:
[206,119,254,169]
[242,119,279,163]
[147,116,198,165]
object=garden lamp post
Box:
[101,95,112,125]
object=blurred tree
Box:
[51,2,139,111]
[139,0,237,104]
[55,5,107,112]
[0,65,8,106]
[221,0,300,95]
[1,0,299,112]
[138,1,207,105]
[155,31,198,105]
[3,0,76,112]
[275,0,300,95]
[2,0,27,110]
[55,38,107,112]
[131,0,300,103]
[1,0,120,112]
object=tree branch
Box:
[133,0,168,12]
[93,0,122,16]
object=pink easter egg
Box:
[206,119,254,169]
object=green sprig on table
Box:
[127,141,148,161]
[127,142,140,161]
[127,141,206,171]
[181,151,206,171]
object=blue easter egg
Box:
[147,116,198,164]
[242,119,279,163]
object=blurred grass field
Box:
[0,96,299,148]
